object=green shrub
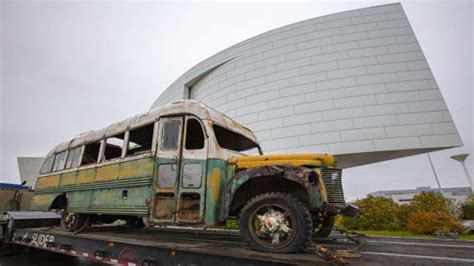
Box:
[410,192,451,214]
[406,211,464,235]
[225,218,239,230]
[460,195,474,220]
[338,196,401,231]
[406,192,464,235]
[398,204,412,230]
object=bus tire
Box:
[239,192,312,253]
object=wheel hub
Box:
[257,208,291,245]
[64,213,76,228]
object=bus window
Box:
[40,156,53,174]
[185,118,204,150]
[52,151,67,172]
[213,124,259,152]
[104,133,125,160]
[161,120,180,151]
[127,124,154,156]
[81,142,100,165]
[65,146,82,169]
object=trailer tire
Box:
[3,200,20,211]
[126,217,145,228]
[61,212,90,233]
[239,192,312,253]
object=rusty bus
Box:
[31,100,358,253]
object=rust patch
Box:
[212,168,221,204]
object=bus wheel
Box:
[61,212,90,232]
[313,216,335,238]
[239,192,312,253]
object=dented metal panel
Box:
[219,164,316,222]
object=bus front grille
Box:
[322,168,345,204]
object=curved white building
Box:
[151,3,462,168]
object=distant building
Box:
[17,156,43,189]
[369,186,472,205]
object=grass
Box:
[354,230,474,240]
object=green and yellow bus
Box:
[31,100,357,253]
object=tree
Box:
[460,195,474,220]
[406,192,464,234]
[407,211,464,234]
[398,204,412,230]
[410,191,450,214]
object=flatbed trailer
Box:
[1,212,334,265]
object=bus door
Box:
[153,116,183,223]
[176,116,208,223]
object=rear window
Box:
[212,124,258,152]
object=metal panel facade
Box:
[150,3,462,168]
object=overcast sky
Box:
[1,0,472,199]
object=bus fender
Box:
[219,164,313,222]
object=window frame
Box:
[80,141,102,166]
[160,119,183,152]
[103,133,126,162]
[125,122,156,158]
[65,146,84,170]
[39,155,54,174]
[51,150,68,172]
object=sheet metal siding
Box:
[31,158,155,214]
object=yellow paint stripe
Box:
[37,175,60,189]
[229,153,335,168]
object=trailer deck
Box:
[8,226,333,265]
[2,212,474,265]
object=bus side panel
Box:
[30,193,59,211]
[68,190,92,210]
[36,174,60,190]
[120,158,154,179]
[67,158,154,215]
[204,159,228,225]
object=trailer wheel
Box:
[239,192,312,253]
[126,217,145,228]
[313,216,335,238]
[61,212,90,232]
[3,200,20,211]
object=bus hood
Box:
[228,153,335,169]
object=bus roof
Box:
[46,100,258,156]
